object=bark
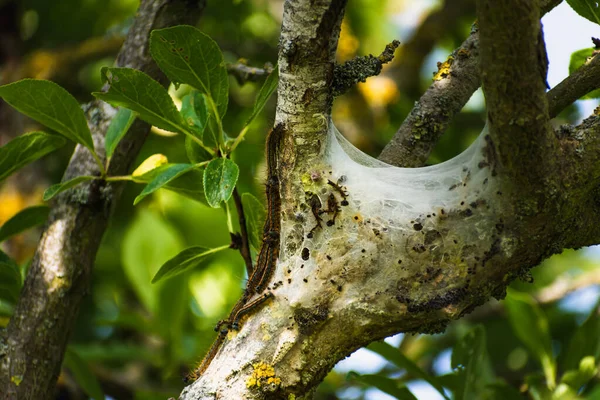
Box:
[180,0,600,399]
[0,1,205,398]
[378,0,563,168]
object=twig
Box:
[232,188,254,276]
[227,62,273,85]
[332,40,401,97]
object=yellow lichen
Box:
[433,56,454,81]
[246,361,282,389]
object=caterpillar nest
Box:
[275,120,510,317]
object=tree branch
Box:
[0,1,205,398]
[227,62,273,85]
[477,0,555,193]
[378,0,562,168]
[548,52,600,118]
[332,40,400,97]
[391,0,476,101]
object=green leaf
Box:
[0,205,50,243]
[43,176,97,201]
[484,382,525,400]
[451,325,495,400]
[0,132,66,182]
[185,135,212,164]
[133,163,208,206]
[560,356,598,391]
[180,91,209,139]
[0,80,93,149]
[241,193,266,251]
[133,163,195,205]
[368,341,450,400]
[568,48,600,99]
[562,298,600,371]
[93,67,187,134]
[152,245,226,283]
[347,371,418,400]
[566,0,600,25]
[203,158,239,208]
[150,25,228,118]
[121,209,183,314]
[245,67,278,127]
[63,348,105,400]
[0,250,21,304]
[505,290,556,388]
[105,108,136,158]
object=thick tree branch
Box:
[548,52,600,118]
[379,0,562,168]
[391,0,476,100]
[0,1,205,398]
[477,0,556,193]
[378,30,481,167]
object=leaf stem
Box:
[229,125,249,153]
[224,199,234,233]
[90,150,107,177]
[105,175,134,182]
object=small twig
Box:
[227,61,273,85]
[332,40,401,97]
[233,188,253,276]
[547,51,600,118]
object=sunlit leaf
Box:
[0,80,93,149]
[105,108,136,158]
[369,341,450,400]
[505,290,556,389]
[43,176,97,201]
[566,0,600,25]
[0,132,66,182]
[0,205,50,243]
[150,25,228,118]
[203,158,239,208]
[64,348,105,400]
[560,356,598,391]
[93,67,187,134]
[152,245,227,283]
[133,164,195,205]
[241,193,266,251]
[131,154,169,178]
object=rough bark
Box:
[378,0,562,168]
[180,0,600,399]
[0,1,205,398]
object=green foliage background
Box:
[0,0,599,399]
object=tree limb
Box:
[548,52,600,118]
[0,1,205,398]
[378,0,562,168]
